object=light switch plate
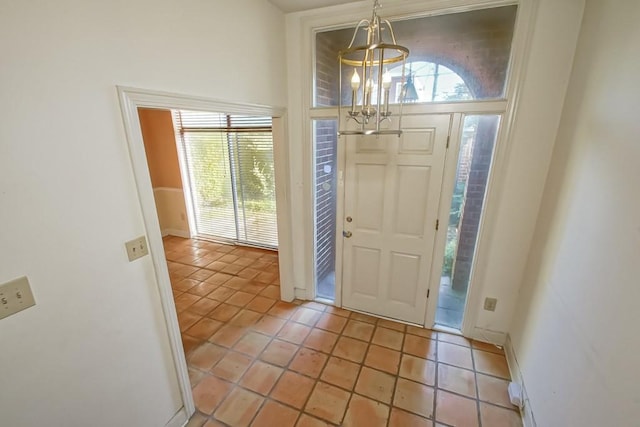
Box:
[0,276,36,320]
[125,236,149,262]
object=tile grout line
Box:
[179,250,285,424]
[471,345,484,427]
[209,303,333,425]
[384,321,406,427]
[302,308,366,425]
[170,238,516,426]
[218,310,439,424]
[433,338,440,425]
[197,318,444,425]
[204,304,303,424]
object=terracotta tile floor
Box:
[164,237,522,427]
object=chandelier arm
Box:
[381,19,399,45]
[347,19,370,49]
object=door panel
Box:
[355,164,386,230]
[341,114,451,324]
[388,252,421,304]
[352,246,382,297]
[394,165,431,236]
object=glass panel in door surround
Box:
[313,119,338,300]
[314,5,517,106]
[435,115,501,329]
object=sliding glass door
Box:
[174,110,278,248]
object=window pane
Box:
[314,5,517,106]
[313,119,338,300]
[233,131,278,247]
[181,131,237,241]
[436,115,501,329]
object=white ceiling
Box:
[268,0,362,13]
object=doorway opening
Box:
[137,105,284,416]
[435,115,501,329]
[118,87,290,423]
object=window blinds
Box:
[174,110,278,248]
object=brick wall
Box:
[394,6,517,98]
[314,36,339,291]
[315,6,517,104]
[315,31,341,107]
[452,116,499,291]
[314,120,338,289]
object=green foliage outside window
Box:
[188,132,275,214]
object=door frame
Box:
[328,102,508,328]
[295,0,539,337]
[117,86,291,422]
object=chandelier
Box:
[338,0,409,136]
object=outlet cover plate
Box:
[0,276,36,320]
[484,297,497,312]
[125,236,149,262]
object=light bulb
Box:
[382,69,392,89]
[351,69,361,90]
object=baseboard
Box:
[294,287,310,301]
[154,187,185,194]
[469,326,507,346]
[165,407,189,427]
[162,229,190,239]
[504,334,536,427]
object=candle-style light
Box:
[382,69,392,115]
[364,78,374,113]
[338,0,409,136]
[351,69,360,113]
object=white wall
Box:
[0,1,286,426]
[509,0,640,425]
[155,188,190,237]
[284,0,584,339]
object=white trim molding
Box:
[460,0,540,338]
[162,229,191,239]
[165,407,189,427]
[470,326,507,346]
[117,86,195,420]
[287,0,540,332]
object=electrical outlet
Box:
[0,276,36,320]
[125,236,149,262]
[484,297,497,311]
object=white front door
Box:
[341,114,451,324]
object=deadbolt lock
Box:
[346,216,353,222]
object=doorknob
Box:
[343,230,353,238]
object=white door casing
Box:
[341,113,451,324]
